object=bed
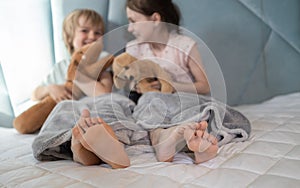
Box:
[0,92,300,188]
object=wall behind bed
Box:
[0,0,299,126]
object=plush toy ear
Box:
[114,52,137,67]
[113,63,127,89]
[66,44,92,86]
[112,52,138,89]
[80,39,103,65]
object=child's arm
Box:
[172,45,210,94]
[31,84,72,102]
[73,71,113,97]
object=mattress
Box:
[0,92,299,188]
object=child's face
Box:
[72,16,103,50]
[126,7,156,42]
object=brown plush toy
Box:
[113,52,173,93]
[13,41,114,134]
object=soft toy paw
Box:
[113,52,173,93]
[13,41,114,134]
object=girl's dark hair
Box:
[126,0,181,31]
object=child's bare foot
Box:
[184,121,218,164]
[75,109,130,169]
[150,126,185,162]
[71,110,101,166]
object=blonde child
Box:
[32,9,112,102]
[125,0,218,164]
[46,9,128,168]
[15,9,128,168]
[13,9,113,134]
[54,9,128,168]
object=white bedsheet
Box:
[1,92,300,187]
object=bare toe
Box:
[81,109,90,117]
[71,126,85,150]
[72,126,81,141]
[198,121,208,130]
[183,125,219,164]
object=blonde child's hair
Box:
[63,9,105,55]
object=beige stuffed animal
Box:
[13,41,114,134]
[113,52,173,93]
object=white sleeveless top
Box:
[126,32,196,83]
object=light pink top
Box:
[126,32,196,83]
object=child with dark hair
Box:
[125,0,218,164]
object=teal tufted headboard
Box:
[173,0,300,105]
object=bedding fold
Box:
[133,92,251,146]
[32,93,150,161]
[32,92,251,161]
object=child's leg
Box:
[183,121,218,164]
[71,110,102,166]
[72,127,102,165]
[150,122,218,163]
[150,125,185,162]
[75,109,130,169]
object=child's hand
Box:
[48,84,72,102]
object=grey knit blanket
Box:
[32,92,251,161]
[133,92,251,146]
